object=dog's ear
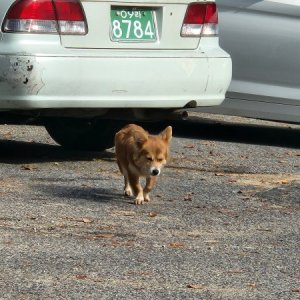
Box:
[133,131,148,147]
[160,126,172,143]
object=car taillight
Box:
[181,2,218,37]
[2,0,87,35]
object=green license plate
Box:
[110,7,157,42]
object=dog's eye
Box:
[147,156,153,161]
[157,158,163,162]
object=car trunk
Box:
[60,0,202,50]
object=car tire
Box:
[45,118,126,151]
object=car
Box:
[0,0,231,150]
[198,0,300,123]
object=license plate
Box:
[110,7,157,42]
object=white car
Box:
[199,0,300,123]
[0,0,231,150]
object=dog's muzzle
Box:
[151,168,160,176]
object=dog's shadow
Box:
[33,182,136,206]
[31,176,137,205]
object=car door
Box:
[217,0,300,106]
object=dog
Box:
[115,124,172,205]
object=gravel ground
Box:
[0,113,299,300]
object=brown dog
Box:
[115,124,172,205]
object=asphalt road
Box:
[0,113,299,300]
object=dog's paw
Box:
[143,193,151,202]
[135,196,144,205]
[124,188,133,197]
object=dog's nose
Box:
[151,168,160,176]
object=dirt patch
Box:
[227,173,300,190]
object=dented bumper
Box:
[0,50,231,110]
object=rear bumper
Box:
[0,51,231,110]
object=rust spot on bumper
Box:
[0,55,44,95]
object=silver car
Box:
[0,0,231,150]
[199,0,300,123]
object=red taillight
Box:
[181,2,218,37]
[205,3,218,24]
[5,0,57,20]
[2,0,87,35]
[183,3,207,25]
[54,0,87,21]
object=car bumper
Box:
[0,51,231,110]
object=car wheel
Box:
[45,118,126,151]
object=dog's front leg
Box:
[128,173,144,205]
[122,169,133,197]
[143,176,157,202]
